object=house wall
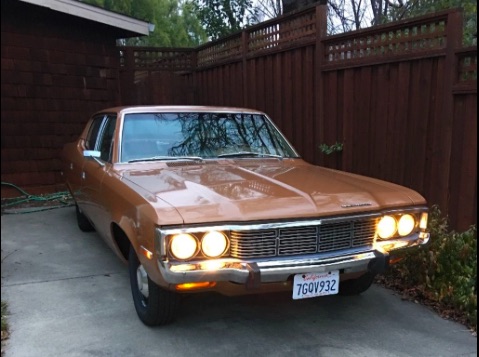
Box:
[1,0,122,196]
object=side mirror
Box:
[83,150,101,158]
[83,150,105,167]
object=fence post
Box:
[314,3,327,165]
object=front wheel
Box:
[129,246,179,326]
[75,204,94,232]
[339,272,375,296]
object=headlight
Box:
[398,214,415,236]
[201,231,228,258]
[377,215,397,239]
[170,234,198,260]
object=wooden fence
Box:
[119,6,477,231]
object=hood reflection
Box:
[125,162,295,200]
[119,160,411,224]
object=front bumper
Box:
[157,227,430,290]
[159,249,390,289]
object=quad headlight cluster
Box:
[376,212,428,239]
[168,231,229,261]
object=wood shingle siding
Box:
[1,0,124,195]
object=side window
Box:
[98,116,117,162]
[85,115,105,150]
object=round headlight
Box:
[201,231,228,258]
[398,214,415,236]
[377,215,397,239]
[170,234,198,260]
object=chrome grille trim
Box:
[230,218,377,259]
[230,230,277,258]
[158,207,428,260]
[278,227,317,256]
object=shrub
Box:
[386,206,477,330]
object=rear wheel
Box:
[339,272,375,296]
[129,246,179,326]
[75,204,94,232]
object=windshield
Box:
[120,112,299,162]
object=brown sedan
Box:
[62,106,430,326]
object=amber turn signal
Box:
[175,282,216,291]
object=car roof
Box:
[96,105,266,116]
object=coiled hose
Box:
[1,182,73,214]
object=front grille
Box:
[229,218,376,259]
[230,230,277,258]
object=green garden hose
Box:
[1,182,73,214]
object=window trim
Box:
[85,113,117,163]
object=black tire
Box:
[76,204,94,232]
[339,272,375,296]
[129,246,179,326]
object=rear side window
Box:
[85,115,105,150]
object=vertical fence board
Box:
[273,53,283,129]
[292,49,303,155]
[334,70,344,170]
[264,55,274,118]
[449,93,477,231]
[341,69,354,172]
[354,67,371,176]
[282,51,293,143]
[248,59,257,109]
[258,56,266,112]
[302,46,315,163]
[395,62,411,185]
[404,60,423,189]
[375,65,390,180]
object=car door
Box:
[81,114,117,239]
[74,114,105,207]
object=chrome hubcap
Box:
[136,264,149,298]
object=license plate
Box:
[292,271,340,300]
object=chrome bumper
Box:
[158,232,430,287]
[158,249,390,288]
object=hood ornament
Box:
[341,202,372,208]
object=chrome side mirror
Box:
[83,150,105,166]
[83,150,101,158]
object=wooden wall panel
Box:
[1,1,122,196]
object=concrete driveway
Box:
[1,207,476,357]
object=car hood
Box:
[120,159,426,225]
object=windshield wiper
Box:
[217,151,283,160]
[128,156,204,163]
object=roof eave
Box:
[18,0,151,37]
